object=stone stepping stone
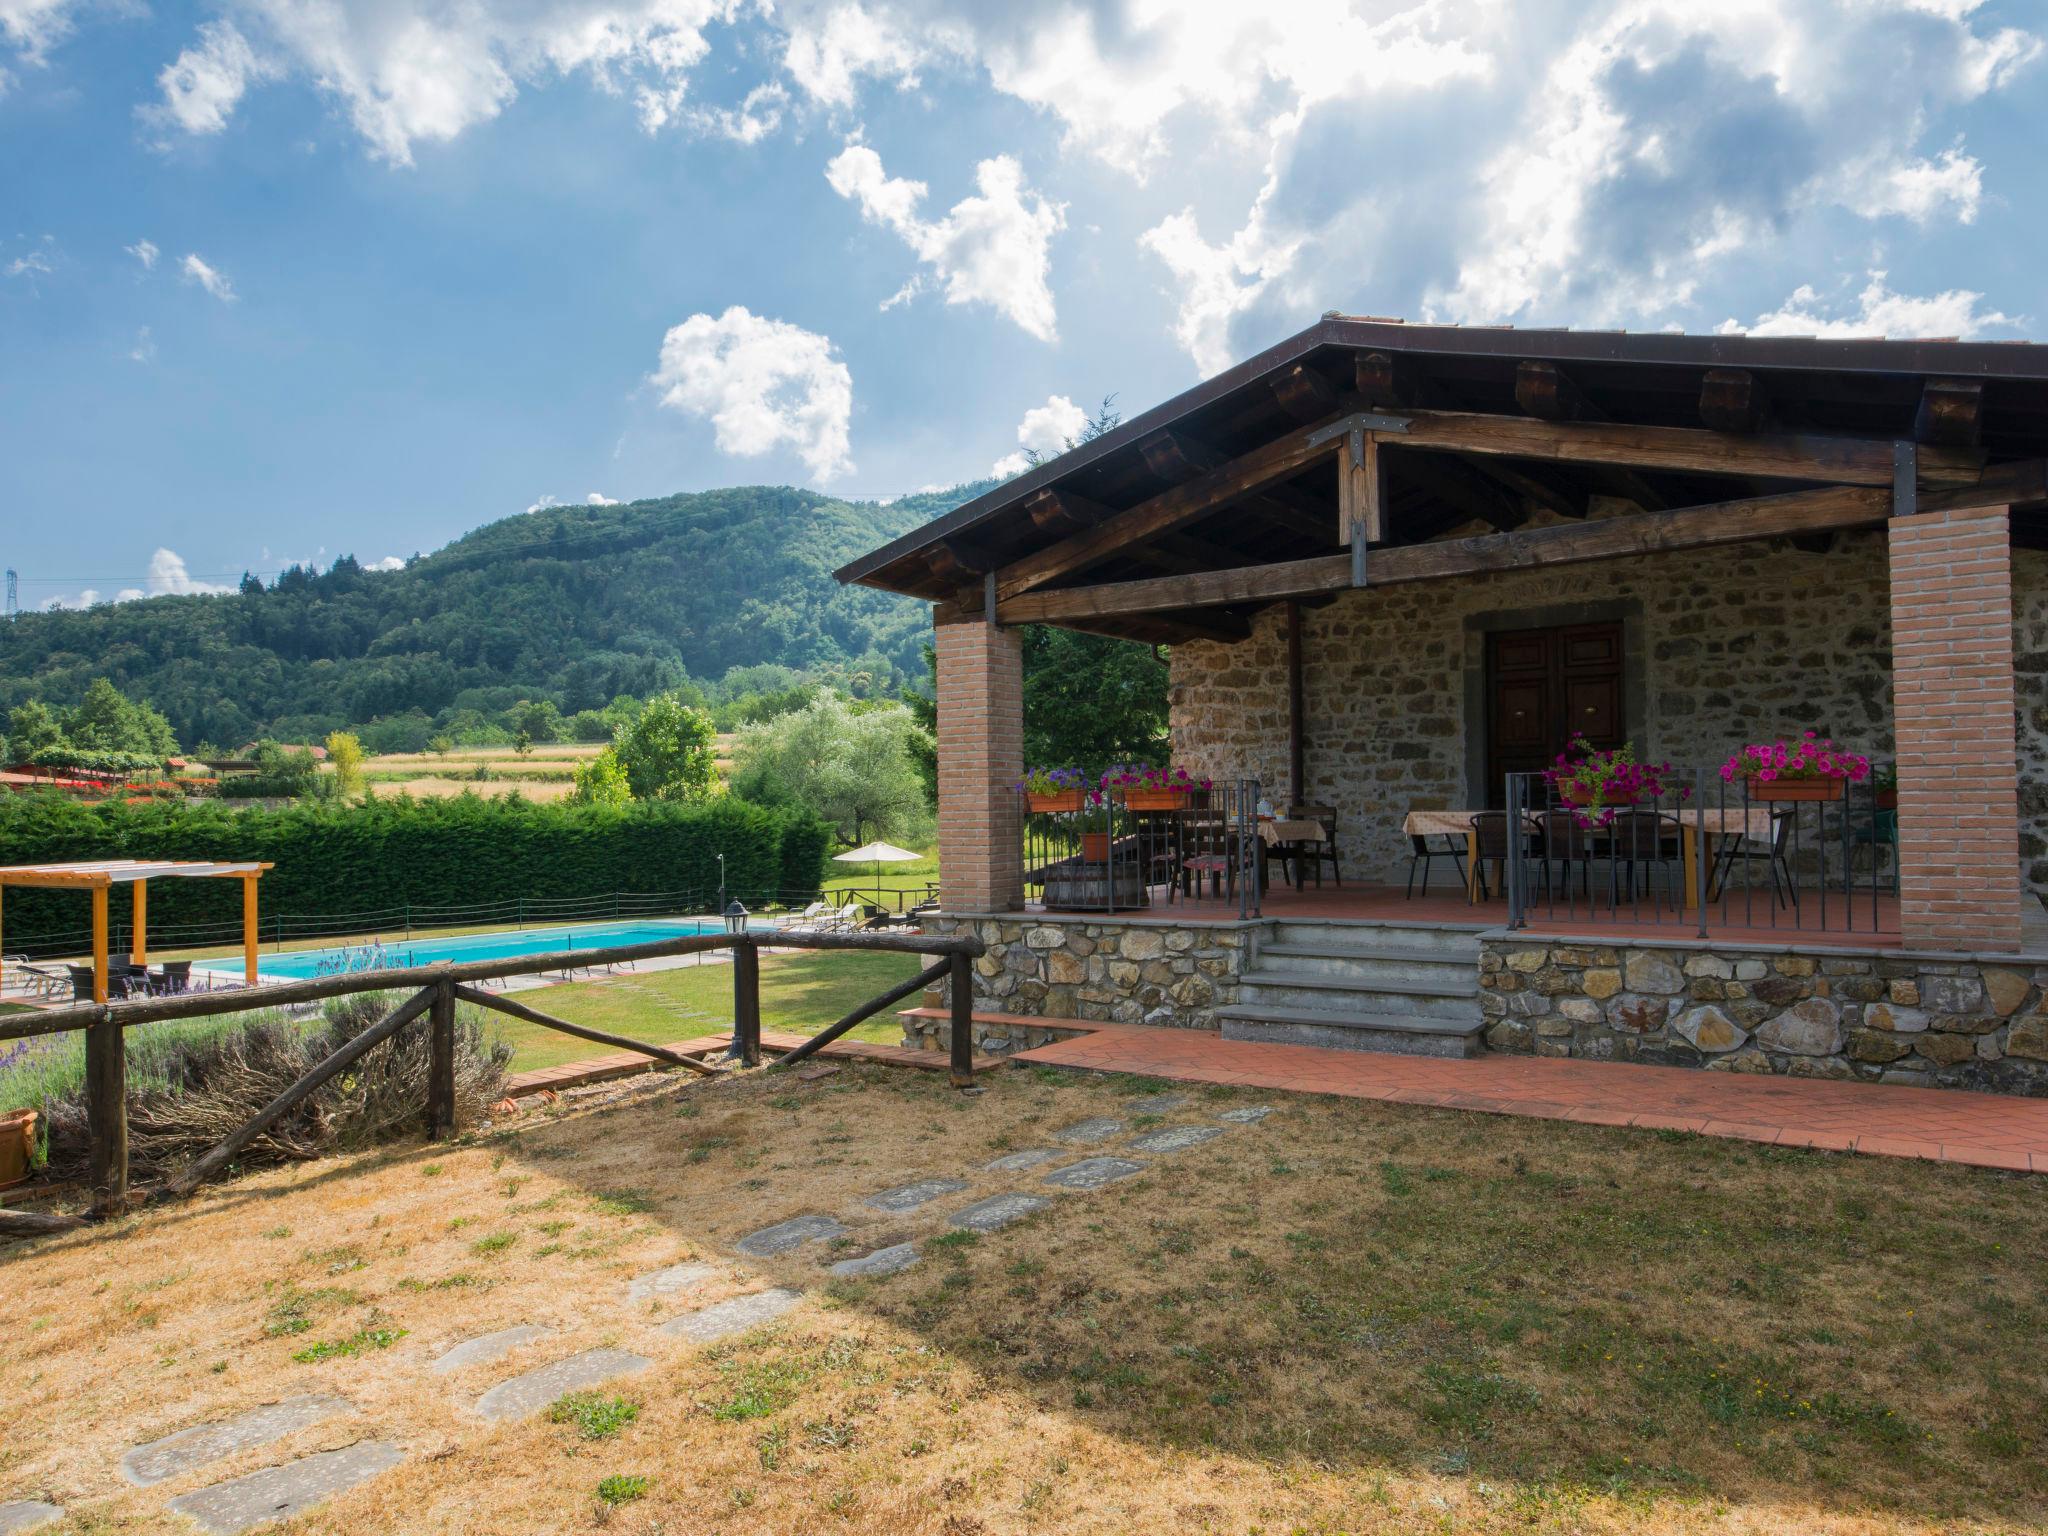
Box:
[1127,1124,1227,1154]
[1043,1157,1147,1190]
[429,1325,551,1376]
[950,1193,1050,1231]
[625,1261,716,1303]
[1217,1105,1274,1123]
[474,1348,652,1422]
[1050,1117,1124,1145]
[864,1178,968,1212]
[830,1242,919,1279]
[984,1148,1060,1172]
[1124,1093,1190,1114]
[658,1288,802,1342]
[165,1441,404,1535]
[0,1501,62,1535]
[121,1395,351,1487]
[735,1214,847,1257]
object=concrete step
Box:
[1254,942,1479,988]
[1265,919,1484,956]
[1215,1004,1485,1059]
[1236,969,1481,1021]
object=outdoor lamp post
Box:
[724,900,749,935]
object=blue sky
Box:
[2,0,2042,609]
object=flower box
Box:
[1750,778,1846,803]
[1026,789,1086,813]
[1122,787,1191,811]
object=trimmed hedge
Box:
[0,791,830,953]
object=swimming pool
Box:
[214,918,736,982]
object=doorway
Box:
[1483,622,1625,804]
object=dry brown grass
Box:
[363,776,578,802]
[4,1064,2044,1535]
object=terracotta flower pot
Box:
[0,1109,37,1190]
[1749,777,1847,802]
[1026,789,1086,813]
[1080,832,1111,863]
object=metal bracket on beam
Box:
[1350,522,1368,587]
[1892,440,1919,517]
[1305,411,1410,450]
[1347,423,1365,469]
[984,569,999,626]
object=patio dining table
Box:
[1400,807,1775,910]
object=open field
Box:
[358,739,740,801]
[4,1064,2043,1535]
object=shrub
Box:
[0,791,829,954]
[1,991,511,1183]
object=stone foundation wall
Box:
[918,914,1251,1040]
[1170,532,2048,896]
[1481,936,2048,1096]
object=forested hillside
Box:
[0,484,987,748]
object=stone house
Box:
[841,317,2048,1095]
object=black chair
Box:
[155,960,194,995]
[1536,809,1596,901]
[1404,800,1465,898]
[1712,809,1799,909]
[1283,803,1343,889]
[1467,811,1536,904]
[1596,809,1685,905]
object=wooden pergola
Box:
[0,860,274,1002]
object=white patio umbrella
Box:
[833,840,923,907]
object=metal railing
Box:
[0,925,984,1235]
[1020,780,1265,919]
[1503,766,1896,938]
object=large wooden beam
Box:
[1389,407,1980,486]
[1139,430,1331,544]
[993,401,1362,602]
[1513,361,1667,510]
[1000,483,1894,624]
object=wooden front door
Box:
[1484,622,1625,804]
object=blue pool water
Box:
[225,919,731,981]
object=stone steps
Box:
[1227,920,1486,1058]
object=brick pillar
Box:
[1888,505,2023,951]
[935,617,1024,912]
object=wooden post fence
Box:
[0,924,984,1239]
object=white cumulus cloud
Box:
[368,555,406,570]
[1722,272,2018,339]
[142,20,276,138]
[825,140,1063,340]
[126,238,159,269]
[783,2,943,106]
[0,0,81,66]
[649,305,854,482]
[991,392,1086,477]
[146,547,232,596]
[142,0,739,164]
[181,252,236,302]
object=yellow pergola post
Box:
[242,872,260,985]
[91,882,110,1005]
[131,879,149,968]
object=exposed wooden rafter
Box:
[1000,484,1897,624]
[1514,361,1668,510]
[1699,369,1767,434]
[1914,378,1984,447]
[1139,431,1331,545]
[1269,363,1339,422]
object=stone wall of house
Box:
[1168,525,1904,884]
[2008,548,2048,891]
[909,913,1251,1052]
[1480,935,2048,1095]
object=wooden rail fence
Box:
[0,927,983,1237]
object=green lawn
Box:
[484,948,932,1071]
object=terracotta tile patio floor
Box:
[1008,1022,2048,1174]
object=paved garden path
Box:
[60,1093,1264,1534]
[1011,1021,2048,1173]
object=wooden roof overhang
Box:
[836,318,2048,645]
[0,860,274,1001]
